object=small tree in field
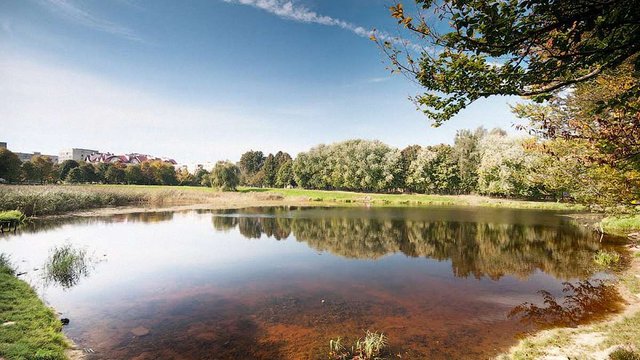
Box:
[210,161,241,191]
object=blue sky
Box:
[0,0,522,163]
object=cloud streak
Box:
[38,0,141,41]
[222,0,421,51]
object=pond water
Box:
[0,206,627,359]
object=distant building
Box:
[85,152,177,165]
[58,148,99,162]
[0,142,6,149]
[14,151,58,163]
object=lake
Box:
[0,206,626,359]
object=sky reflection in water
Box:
[0,206,624,359]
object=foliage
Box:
[476,132,543,198]
[238,150,265,186]
[382,0,640,123]
[514,64,640,208]
[210,161,241,191]
[406,144,460,194]
[64,167,85,183]
[0,149,21,183]
[293,139,402,192]
[452,128,485,193]
[275,159,295,188]
[0,268,68,359]
[57,160,79,182]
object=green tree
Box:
[194,168,210,187]
[238,150,265,186]
[275,159,295,188]
[58,160,80,181]
[79,163,97,183]
[452,128,486,194]
[476,133,543,198]
[65,167,85,183]
[0,149,21,183]
[104,165,126,184]
[261,154,278,187]
[125,165,144,185]
[176,168,195,186]
[210,161,241,191]
[398,145,421,192]
[406,144,460,194]
[30,156,54,184]
[383,0,640,124]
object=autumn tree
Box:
[382,0,640,124]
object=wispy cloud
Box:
[222,0,421,51]
[38,0,141,41]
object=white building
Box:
[58,148,99,162]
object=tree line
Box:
[0,154,210,186]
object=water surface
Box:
[0,206,625,359]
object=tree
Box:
[58,160,80,181]
[476,133,543,198]
[79,163,97,183]
[176,168,196,186]
[452,128,486,193]
[275,159,295,188]
[382,0,640,124]
[194,168,210,187]
[65,167,85,183]
[398,145,421,192]
[104,165,126,184]
[30,156,54,184]
[406,144,460,194]
[210,161,241,191]
[125,165,144,185]
[238,150,265,186]
[292,140,401,192]
[261,154,278,187]
[0,149,21,183]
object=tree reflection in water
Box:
[211,207,619,280]
[509,280,623,327]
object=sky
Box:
[0,0,523,164]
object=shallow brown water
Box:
[0,206,626,359]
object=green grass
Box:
[601,214,640,236]
[0,210,26,223]
[0,255,69,360]
[44,245,89,289]
[239,187,584,211]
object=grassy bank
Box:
[602,214,640,236]
[0,256,69,360]
[0,184,585,218]
[238,187,586,211]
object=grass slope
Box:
[0,259,68,360]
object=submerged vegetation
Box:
[0,254,69,360]
[329,331,388,360]
[44,245,90,289]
